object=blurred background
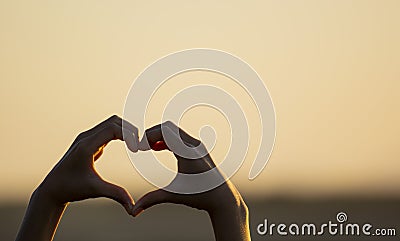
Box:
[0,0,399,240]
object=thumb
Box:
[132,189,173,217]
[94,179,135,216]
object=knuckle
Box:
[163,120,176,128]
[118,187,128,198]
[75,139,90,156]
[75,132,86,142]
[110,122,121,132]
[109,115,120,122]
[107,123,122,138]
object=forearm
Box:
[209,203,251,241]
[15,187,68,241]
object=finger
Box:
[121,118,138,133]
[163,121,201,147]
[140,122,215,174]
[122,119,139,153]
[93,179,135,216]
[158,125,214,172]
[152,141,169,151]
[139,123,194,155]
[132,189,175,217]
[73,115,123,144]
[80,122,123,155]
[174,152,215,174]
[141,121,201,150]
[80,123,139,155]
[123,128,139,153]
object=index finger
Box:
[139,121,211,162]
[139,121,201,151]
[81,122,138,155]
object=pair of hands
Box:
[23,115,250,241]
[39,115,246,216]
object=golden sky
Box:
[0,0,399,202]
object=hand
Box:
[38,115,138,213]
[16,115,139,241]
[133,121,251,241]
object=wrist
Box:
[208,200,251,241]
[34,182,68,207]
[211,198,248,220]
[15,187,68,241]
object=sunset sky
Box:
[0,0,399,203]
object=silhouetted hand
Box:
[15,115,138,241]
[133,121,251,241]
[39,115,138,211]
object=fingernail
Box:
[133,207,144,217]
[151,141,168,151]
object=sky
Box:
[0,0,399,203]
